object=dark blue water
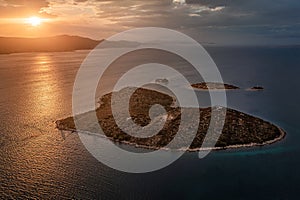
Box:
[0,46,299,199]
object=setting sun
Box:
[26,16,42,27]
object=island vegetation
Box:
[56,87,285,151]
[191,82,240,90]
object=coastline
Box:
[191,82,240,91]
[57,123,286,152]
[192,87,240,92]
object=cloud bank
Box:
[0,0,299,45]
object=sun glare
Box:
[26,16,42,27]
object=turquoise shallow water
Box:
[0,46,299,199]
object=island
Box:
[56,87,285,151]
[155,78,169,85]
[249,86,264,91]
[191,82,240,90]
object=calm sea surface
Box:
[0,46,300,199]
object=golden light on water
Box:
[30,54,59,117]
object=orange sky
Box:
[0,0,228,41]
[0,0,129,39]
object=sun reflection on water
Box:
[33,54,53,73]
[29,53,61,117]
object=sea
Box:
[0,46,299,199]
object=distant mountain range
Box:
[0,35,102,54]
[1,35,297,54]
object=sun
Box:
[26,16,42,27]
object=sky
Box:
[0,0,300,45]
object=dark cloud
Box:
[95,0,300,44]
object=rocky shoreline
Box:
[56,87,285,151]
[191,82,240,90]
[191,82,265,92]
[247,86,264,91]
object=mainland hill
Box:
[0,35,102,54]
